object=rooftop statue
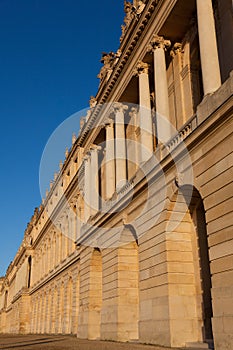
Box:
[120,0,146,42]
[97,52,116,82]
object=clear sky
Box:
[0,0,124,276]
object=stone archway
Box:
[182,185,213,344]
[58,283,64,334]
[51,287,57,334]
[65,277,73,334]
[117,225,139,342]
[88,248,102,340]
[71,274,80,334]
[166,185,213,347]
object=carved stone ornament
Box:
[23,234,32,247]
[97,52,115,81]
[120,1,135,42]
[120,1,146,42]
[133,61,149,76]
[89,96,97,108]
[124,1,134,26]
[170,43,183,58]
[147,34,171,52]
[111,102,129,114]
[133,0,146,15]
[72,133,76,145]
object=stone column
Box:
[84,155,91,222]
[50,234,54,270]
[68,214,73,255]
[196,0,221,95]
[105,119,115,199]
[148,35,172,143]
[170,43,186,126]
[90,145,101,215]
[76,194,81,240]
[63,216,68,259]
[113,103,128,190]
[135,61,153,162]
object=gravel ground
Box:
[0,335,183,350]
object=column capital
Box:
[170,43,183,58]
[83,154,91,162]
[111,102,129,114]
[105,116,115,127]
[147,34,171,52]
[90,144,102,152]
[133,61,150,76]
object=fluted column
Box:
[135,61,153,162]
[90,145,101,215]
[148,35,172,143]
[113,103,128,190]
[84,155,91,222]
[196,0,221,95]
[105,119,115,199]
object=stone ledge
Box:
[197,71,233,124]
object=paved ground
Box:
[0,335,187,350]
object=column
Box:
[90,145,101,215]
[56,231,60,266]
[105,119,115,199]
[196,0,221,95]
[64,216,69,258]
[76,194,82,240]
[52,233,56,269]
[47,242,51,273]
[171,43,186,126]
[113,103,128,190]
[59,228,63,263]
[149,35,172,143]
[135,61,153,162]
[30,256,35,287]
[130,107,140,170]
[84,155,91,222]
[70,208,77,249]
[68,214,73,255]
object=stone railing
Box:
[166,115,198,153]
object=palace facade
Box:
[0,1,233,349]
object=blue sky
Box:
[0,0,124,276]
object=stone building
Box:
[0,0,233,349]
